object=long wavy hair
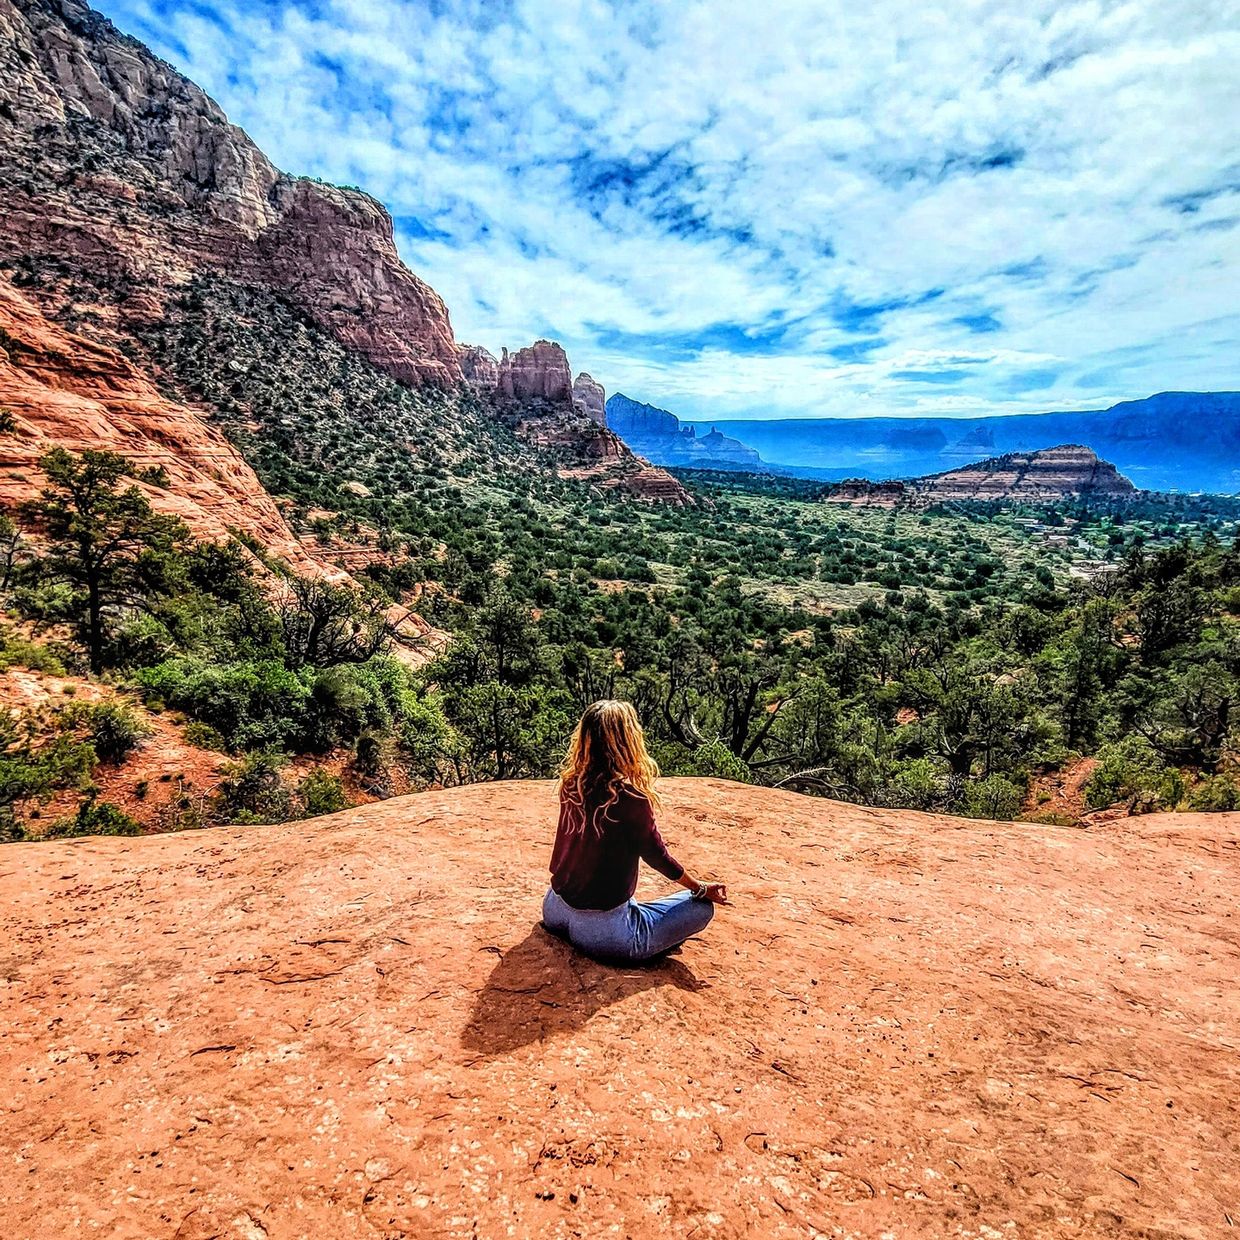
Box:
[558,700,661,834]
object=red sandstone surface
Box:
[1,779,1235,1238]
[0,278,340,578]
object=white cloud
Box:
[100,0,1240,419]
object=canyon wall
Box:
[0,0,459,384]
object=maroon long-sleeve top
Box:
[549,782,685,910]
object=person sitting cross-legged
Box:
[542,700,727,962]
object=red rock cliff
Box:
[0,276,337,574]
[0,0,460,385]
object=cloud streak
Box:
[100,0,1240,419]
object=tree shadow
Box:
[460,924,706,1058]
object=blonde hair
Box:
[558,699,660,834]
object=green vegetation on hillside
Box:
[6,273,1240,837]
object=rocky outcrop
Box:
[623,466,698,504]
[0,0,460,385]
[519,411,693,506]
[456,340,692,504]
[1,777,1235,1237]
[823,478,907,505]
[458,344,500,390]
[915,444,1137,502]
[571,371,607,425]
[498,340,573,401]
[607,392,765,471]
[0,276,335,575]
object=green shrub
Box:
[213,750,292,824]
[960,774,1025,821]
[1,708,97,841]
[304,662,396,751]
[0,817,26,843]
[1022,809,1077,827]
[398,691,462,784]
[182,721,226,751]
[880,758,946,811]
[46,798,142,838]
[65,700,151,763]
[0,629,65,674]
[136,658,313,751]
[1188,775,1240,812]
[298,768,349,817]
[688,739,752,783]
[1084,737,1168,809]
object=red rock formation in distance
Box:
[824,447,1136,507]
[915,444,1137,501]
[496,341,573,401]
[458,336,693,504]
[572,372,608,425]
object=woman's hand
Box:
[681,873,729,904]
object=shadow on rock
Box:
[461,925,705,1057]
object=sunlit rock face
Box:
[915,445,1137,501]
[572,372,608,426]
[0,276,328,575]
[0,0,461,386]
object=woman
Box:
[542,700,727,962]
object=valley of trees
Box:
[4,274,1240,840]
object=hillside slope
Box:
[0,277,340,575]
[1,779,1235,1238]
[0,0,687,506]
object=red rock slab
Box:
[0,779,1236,1238]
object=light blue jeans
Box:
[542,888,714,962]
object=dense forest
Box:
[4,276,1240,840]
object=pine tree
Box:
[21,449,188,673]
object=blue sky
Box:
[98,0,1240,420]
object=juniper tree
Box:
[21,448,188,673]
